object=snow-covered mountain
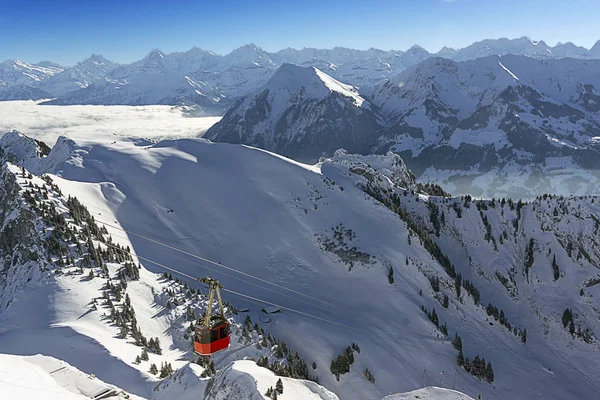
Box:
[43,74,231,115]
[449,37,553,62]
[0,84,52,100]
[0,59,63,87]
[204,63,382,161]
[110,48,220,80]
[43,49,230,112]
[370,55,600,198]
[0,132,339,399]
[37,54,120,96]
[191,62,277,99]
[207,54,600,198]
[1,129,599,399]
[3,37,600,102]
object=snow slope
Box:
[383,387,474,400]
[204,360,340,400]
[4,131,593,400]
[0,354,142,400]
[0,146,340,400]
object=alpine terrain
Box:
[1,26,600,400]
[207,54,600,199]
[0,127,599,399]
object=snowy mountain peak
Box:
[407,44,427,53]
[146,49,165,59]
[436,46,457,55]
[0,59,64,86]
[76,54,118,72]
[205,64,380,162]
[37,61,64,70]
[223,43,275,67]
[266,63,365,106]
[590,40,600,56]
[83,53,110,64]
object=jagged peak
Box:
[438,46,457,52]
[184,46,216,56]
[266,63,364,105]
[144,49,165,60]
[230,43,266,54]
[407,44,428,53]
[86,53,108,61]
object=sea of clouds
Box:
[0,101,221,146]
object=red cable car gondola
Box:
[193,277,231,356]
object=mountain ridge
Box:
[2,36,600,105]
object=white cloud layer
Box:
[0,101,221,147]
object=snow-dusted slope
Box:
[205,63,381,162]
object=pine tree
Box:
[312,361,317,370]
[134,355,141,364]
[569,319,576,335]
[455,273,462,297]
[159,362,173,378]
[552,254,560,281]
[463,357,471,372]
[452,333,463,352]
[119,325,128,339]
[562,308,572,327]
[275,378,283,394]
[149,363,158,375]
[141,349,149,361]
[154,337,162,355]
[387,265,394,284]
[485,362,494,383]
[457,349,465,366]
[443,294,449,308]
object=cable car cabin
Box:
[194,321,230,356]
[194,277,230,356]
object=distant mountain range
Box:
[206,55,600,199]
[1,37,599,113]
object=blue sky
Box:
[0,0,599,65]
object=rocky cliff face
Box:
[0,160,45,310]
